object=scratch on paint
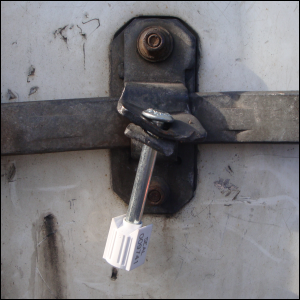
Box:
[37,230,57,246]
[191,199,213,218]
[27,183,79,192]
[82,18,100,35]
[220,214,230,246]
[225,213,280,227]
[226,225,282,263]
[36,267,56,298]
[83,43,86,70]
[175,257,184,279]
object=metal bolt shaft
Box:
[125,145,157,224]
[125,108,173,224]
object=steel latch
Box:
[105,18,209,271]
[111,18,208,215]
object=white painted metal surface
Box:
[1,1,299,299]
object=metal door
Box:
[1,2,299,298]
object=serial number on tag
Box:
[133,233,149,265]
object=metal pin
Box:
[125,108,173,224]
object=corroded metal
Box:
[147,176,169,206]
[137,26,173,62]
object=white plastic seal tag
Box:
[103,214,153,271]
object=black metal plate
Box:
[109,17,199,214]
[110,144,197,214]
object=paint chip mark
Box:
[77,25,87,39]
[29,86,39,96]
[27,65,35,82]
[83,43,86,70]
[54,25,68,44]
[28,65,35,76]
[68,199,76,210]
[8,89,17,100]
[214,178,240,200]
[225,165,234,175]
[82,18,100,35]
[232,191,240,200]
[111,267,118,281]
[7,163,16,182]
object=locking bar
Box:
[1,91,299,156]
[1,97,127,156]
[191,91,299,143]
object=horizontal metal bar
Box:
[1,91,299,156]
[190,91,299,143]
[1,97,130,156]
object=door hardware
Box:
[1,16,299,272]
[103,109,173,271]
[1,17,299,212]
[111,18,207,215]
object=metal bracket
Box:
[110,17,202,214]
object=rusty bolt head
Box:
[137,26,173,62]
[147,34,161,48]
[147,176,169,206]
[147,188,163,206]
